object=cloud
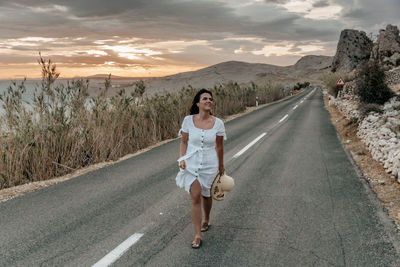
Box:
[0,0,343,41]
[0,0,398,78]
[263,0,290,4]
[333,0,400,29]
[312,0,330,8]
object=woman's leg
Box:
[190,180,202,242]
[202,196,212,226]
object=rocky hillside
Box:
[331,29,373,72]
[332,24,400,74]
[141,55,332,95]
[371,24,400,69]
[329,24,400,182]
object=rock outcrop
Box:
[371,24,400,69]
[331,29,373,73]
[330,95,400,181]
[357,97,400,181]
[329,24,400,183]
[385,66,400,85]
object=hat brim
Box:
[211,173,225,201]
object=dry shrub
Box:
[356,61,394,105]
[358,102,383,118]
[322,71,356,97]
[0,57,287,189]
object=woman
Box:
[176,89,226,249]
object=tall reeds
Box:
[0,57,286,189]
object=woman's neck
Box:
[197,110,211,120]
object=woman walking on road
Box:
[176,89,226,249]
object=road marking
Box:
[279,114,288,123]
[233,132,266,159]
[292,105,298,110]
[93,233,144,267]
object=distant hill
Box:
[86,74,148,79]
[141,55,332,95]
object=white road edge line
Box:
[92,233,144,267]
[292,105,298,110]
[232,132,266,159]
[279,114,288,123]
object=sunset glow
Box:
[0,0,398,79]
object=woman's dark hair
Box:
[190,89,213,115]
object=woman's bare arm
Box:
[179,132,189,169]
[216,135,225,174]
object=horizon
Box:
[0,55,330,81]
[0,0,399,79]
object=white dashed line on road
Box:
[233,132,267,159]
[279,114,288,123]
[93,233,144,267]
[232,89,314,160]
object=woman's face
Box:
[197,93,213,112]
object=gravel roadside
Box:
[324,92,400,229]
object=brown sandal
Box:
[191,237,202,249]
[201,222,210,232]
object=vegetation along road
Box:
[1,88,400,266]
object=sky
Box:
[0,0,399,79]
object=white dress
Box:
[176,115,227,197]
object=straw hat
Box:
[211,173,235,201]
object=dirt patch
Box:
[0,90,304,203]
[324,94,400,228]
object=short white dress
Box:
[176,115,227,197]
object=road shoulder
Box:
[324,92,400,230]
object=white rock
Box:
[367,115,380,123]
[384,162,390,168]
[336,96,400,180]
[378,140,388,147]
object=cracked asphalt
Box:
[0,88,399,266]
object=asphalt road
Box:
[1,88,400,266]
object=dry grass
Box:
[0,87,302,202]
[0,57,287,190]
[324,93,400,228]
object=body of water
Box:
[0,78,142,116]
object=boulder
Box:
[332,29,373,72]
[371,24,400,69]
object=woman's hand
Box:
[179,160,186,169]
[218,165,225,175]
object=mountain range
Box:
[141,55,332,95]
[85,55,332,96]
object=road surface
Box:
[1,88,399,266]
